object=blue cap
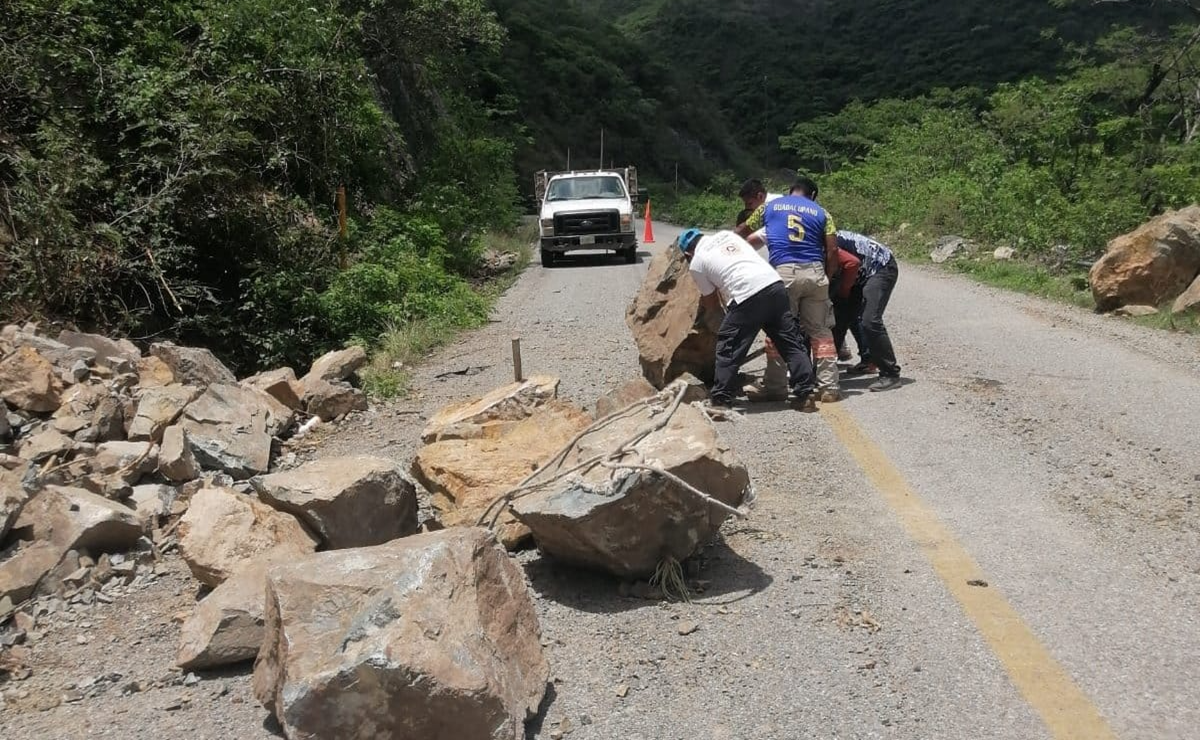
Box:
[677,228,702,254]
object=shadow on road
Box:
[522,536,772,615]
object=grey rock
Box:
[149,342,237,388]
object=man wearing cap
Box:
[677,227,816,410]
[735,176,842,402]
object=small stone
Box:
[967,579,989,588]
[183,673,200,687]
[76,635,89,645]
[615,683,629,698]
[677,621,699,636]
[62,689,84,703]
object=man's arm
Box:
[734,204,766,239]
[823,215,840,277]
[834,248,861,299]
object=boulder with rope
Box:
[501,383,750,578]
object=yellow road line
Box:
[820,403,1117,740]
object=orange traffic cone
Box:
[642,200,655,244]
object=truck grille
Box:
[554,210,619,236]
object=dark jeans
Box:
[862,260,900,377]
[832,285,869,361]
[713,282,815,403]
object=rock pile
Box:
[0,322,373,615]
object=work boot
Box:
[790,392,817,412]
[743,382,787,402]
[849,361,878,376]
[837,347,853,362]
[869,376,901,392]
[818,389,842,403]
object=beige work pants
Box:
[763,262,840,393]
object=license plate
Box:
[579,235,595,245]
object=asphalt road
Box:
[400,220,1200,740]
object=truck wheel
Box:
[540,248,555,267]
[622,246,637,264]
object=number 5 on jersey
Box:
[787,214,806,243]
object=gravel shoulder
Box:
[5,227,1198,739]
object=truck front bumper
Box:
[540,233,636,253]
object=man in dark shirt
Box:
[831,230,903,391]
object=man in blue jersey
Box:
[735,177,842,402]
[833,230,902,391]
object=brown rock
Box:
[51,416,90,435]
[178,487,317,587]
[180,383,293,479]
[158,425,201,482]
[511,395,749,578]
[14,486,145,552]
[595,377,658,418]
[421,375,560,443]
[129,484,176,527]
[412,401,591,549]
[1172,273,1200,314]
[157,424,199,482]
[177,559,275,670]
[302,346,367,384]
[252,456,417,550]
[1,463,32,544]
[252,529,549,740]
[241,368,303,410]
[0,347,64,412]
[625,244,720,388]
[301,378,367,422]
[18,428,76,463]
[127,384,200,442]
[93,440,158,484]
[135,356,177,388]
[56,331,140,362]
[0,541,63,604]
[150,342,237,388]
[1089,206,1200,311]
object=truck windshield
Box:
[546,176,626,201]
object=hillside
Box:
[587,0,1188,157]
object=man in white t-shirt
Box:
[677,228,816,409]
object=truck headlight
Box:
[620,214,632,232]
[540,218,554,236]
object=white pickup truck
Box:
[534,168,640,267]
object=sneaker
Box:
[707,395,734,409]
[743,382,787,402]
[849,361,878,375]
[818,389,842,403]
[837,347,853,362]
[869,376,902,392]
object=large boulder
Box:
[421,375,560,443]
[2,486,144,602]
[511,394,749,578]
[252,529,549,740]
[177,558,275,670]
[150,342,237,388]
[57,331,140,362]
[302,346,368,385]
[0,347,64,412]
[625,245,720,388]
[178,487,318,587]
[180,383,294,478]
[252,456,418,549]
[1089,206,1200,311]
[1172,273,1200,315]
[412,401,592,549]
[242,368,303,410]
[127,384,200,442]
[301,377,367,422]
